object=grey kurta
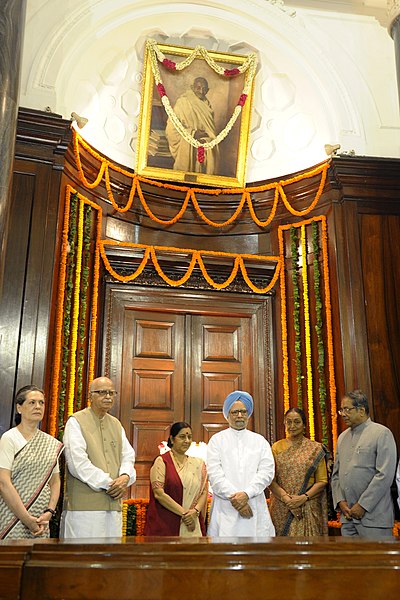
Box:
[331,418,396,528]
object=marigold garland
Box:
[279,216,337,450]
[76,205,92,411]
[278,164,327,217]
[50,181,336,454]
[122,502,128,536]
[86,201,102,383]
[49,189,73,436]
[73,133,106,189]
[278,228,290,413]
[67,199,85,417]
[320,217,337,449]
[99,240,281,295]
[301,225,315,440]
[290,227,303,408]
[49,186,103,436]
[312,221,328,446]
[73,129,330,226]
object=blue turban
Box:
[223,390,254,420]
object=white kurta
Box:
[207,428,275,537]
[60,416,136,539]
[165,88,219,174]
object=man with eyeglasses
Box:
[207,390,275,537]
[60,377,136,538]
[331,389,396,538]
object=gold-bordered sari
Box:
[269,437,329,536]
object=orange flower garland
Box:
[99,240,281,295]
[73,130,330,227]
[135,499,148,536]
[320,217,337,450]
[278,164,327,217]
[279,216,337,449]
[122,502,128,537]
[85,199,102,383]
[121,499,149,536]
[278,227,290,413]
[49,187,72,436]
[50,186,102,435]
[301,224,315,439]
[66,199,85,417]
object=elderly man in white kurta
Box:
[165,76,219,174]
[207,391,275,537]
[60,377,136,538]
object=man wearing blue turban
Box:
[207,390,275,537]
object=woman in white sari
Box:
[0,385,63,539]
[144,422,207,536]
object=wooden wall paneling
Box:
[0,172,35,434]
[331,200,372,406]
[324,203,346,416]
[14,163,59,389]
[360,213,400,446]
[329,156,400,436]
[0,108,70,436]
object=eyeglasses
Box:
[230,409,248,416]
[338,406,357,415]
[91,390,118,397]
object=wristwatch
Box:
[43,507,56,517]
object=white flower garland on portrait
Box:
[146,39,258,164]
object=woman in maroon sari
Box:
[269,408,329,536]
[144,422,207,536]
[0,385,63,539]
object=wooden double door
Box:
[105,287,272,498]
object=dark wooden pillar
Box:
[0,0,27,298]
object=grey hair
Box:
[344,389,369,415]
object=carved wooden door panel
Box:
[108,287,271,499]
[120,308,186,498]
[189,314,253,443]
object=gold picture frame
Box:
[135,42,256,188]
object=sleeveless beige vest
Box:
[64,407,123,511]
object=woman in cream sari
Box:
[269,408,329,536]
[144,422,207,536]
[0,385,63,539]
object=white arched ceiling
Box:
[21,0,400,182]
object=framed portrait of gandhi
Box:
[135,41,257,188]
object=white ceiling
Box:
[285,1,391,27]
[21,0,400,181]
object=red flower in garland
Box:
[238,94,247,107]
[197,146,205,163]
[156,83,167,98]
[224,67,240,77]
[162,58,176,70]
